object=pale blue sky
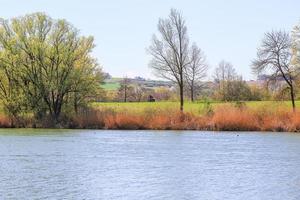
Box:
[1,0,299,80]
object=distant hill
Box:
[101,77,173,91]
[101,76,268,92]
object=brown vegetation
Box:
[0,115,11,128]
[73,105,300,132]
[0,104,299,132]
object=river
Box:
[0,129,300,200]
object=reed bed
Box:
[0,103,300,132]
[70,104,300,132]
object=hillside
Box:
[101,77,173,91]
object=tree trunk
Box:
[180,83,184,112]
[74,94,78,114]
[124,86,127,102]
[53,106,61,123]
[74,101,78,114]
[290,86,296,112]
[52,97,63,124]
[190,86,194,102]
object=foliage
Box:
[0,13,103,123]
[117,77,133,102]
[213,61,258,101]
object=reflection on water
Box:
[0,130,300,200]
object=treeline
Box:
[0,10,300,127]
[100,59,281,103]
[101,75,261,103]
[0,13,103,125]
[146,9,300,111]
[101,78,176,102]
[212,60,261,101]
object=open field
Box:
[100,82,120,90]
[100,77,173,91]
[92,100,299,114]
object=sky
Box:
[1,0,300,80]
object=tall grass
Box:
[69,104,300,132]
[0,115,11,128]
[0,103,300,132]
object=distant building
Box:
[134,76,146,81]
[148,95,155,102]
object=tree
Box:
[154,87,173,101]
[252,30,296,111]
[213,61,256,101]
[185,43,208,101]
[214,61,238,101]
[0,13,102,122]
[292,23,300,67]
[229,79,252,101]
[71,67,103,114]
[118,77,133,102]
[148,9,189,111]
[132,85,146,102]
[248,85,263,101]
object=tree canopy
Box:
[0,13,103,124]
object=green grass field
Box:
[100,82,120,90]
[0,100,297,116]
[92,100,298,114]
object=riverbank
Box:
[0,103,299,132]
[87,104,300,132]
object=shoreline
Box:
[1,103,299,132]
[0,127,297,134]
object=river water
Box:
[0,129,300,200]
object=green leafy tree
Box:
[0,13,103,123]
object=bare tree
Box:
[118,77,132,102]
[132,85,146,102]
[214,61,237,82]
[292,23,300,67]
[185,44,208,101]
[252,30,296,111]
[148,9,189,111]
[214,60,237,101]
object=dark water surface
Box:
[0,129,300,200]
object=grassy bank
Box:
[65,101,300,132]
[92,100,298,114]
[0,101,299,132]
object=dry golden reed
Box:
[1,104,300,132]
